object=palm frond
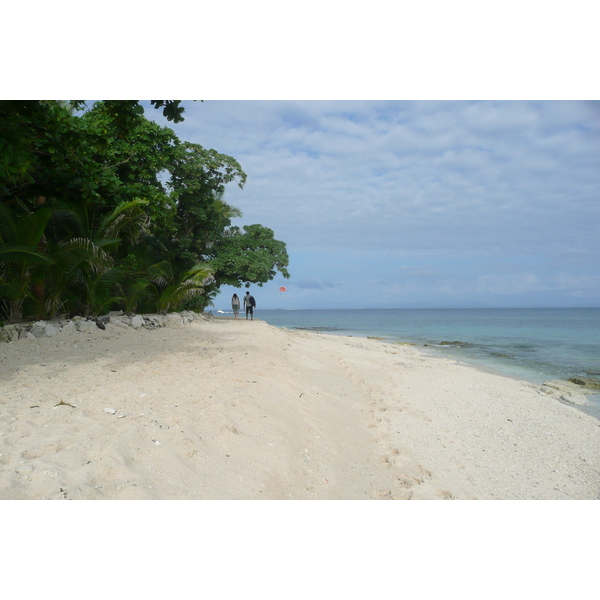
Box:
[156,263,213,313]
[0,246,54,265]
[58,237,114,272]
[99,198,150,245]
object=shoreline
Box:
[1,317,599,499]
[241,312,600,422]
[246,320,600,421]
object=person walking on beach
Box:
[231,293,240,320]
[244,291,256,320]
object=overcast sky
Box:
[143,100,600,310]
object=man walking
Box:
[244,291,256,320]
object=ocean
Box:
[218,307,600,419]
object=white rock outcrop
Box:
[61,321,77,334]
[76,320,97,333]
[30,321,48,338]
[111,317,131,329]
[163,314,184,328]
[130,315,144,329]
[45,323,60,337]
[0,311,211,342]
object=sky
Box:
[142,100,600,310]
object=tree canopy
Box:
[212,225,291,288]
[0,100,290,322]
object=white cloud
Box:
[476,272,542,295]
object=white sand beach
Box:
[1,316,599,500]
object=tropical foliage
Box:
[0,100,290,322]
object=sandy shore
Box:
[1,316,599,500]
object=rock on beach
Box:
[0,310,211,344]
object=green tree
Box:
[161,141,246,269]
[210,224,291,288]
[0,100,290,321]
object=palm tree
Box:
[0,202,55,322]
[43,198,150,317]
[211,190,242,221]
[156,262,214,314]
[121,254,171,314]
[0,198,151,321]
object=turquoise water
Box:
[234,308,600,419]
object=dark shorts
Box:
[246,306,254,315]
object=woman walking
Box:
[231,294,240,319]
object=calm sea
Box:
[219,308,600,419]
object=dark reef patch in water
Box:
[438,341,475,348]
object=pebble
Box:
[104,408,117,415]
